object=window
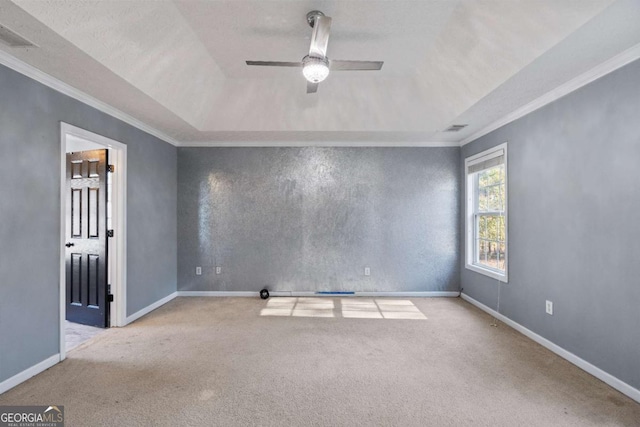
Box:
[465,143,508,282]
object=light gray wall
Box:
[178,147,460,293]
[461,59,640,390]
[0,64,177,384]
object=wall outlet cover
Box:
[546,300,553,315]
[196,267,202,276]
[216,267,222,275]
[364,267,371,276]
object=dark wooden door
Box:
[65,149,109,327]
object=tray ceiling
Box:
[1,0,639,144]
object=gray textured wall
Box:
[0,64,177,383]
[178,147,460,293]
[461,59,640,390]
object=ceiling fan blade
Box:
[246,61,302,67]
[307,82,319,94]
[309,15,332,57]
[330,60,384,71]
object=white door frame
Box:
[59,122,127,361]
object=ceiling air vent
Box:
[0,24,37,48]
[444,124,468,132]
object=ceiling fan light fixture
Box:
[245,12,383,93]
[302,56,330,83]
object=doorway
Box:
[59,123,127,360]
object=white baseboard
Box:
[125,291,178,325]
[177,291,259,297]
[269,291,317,297]
[177,291,459,298]
[0,354,60,395]
[460,293,640,404]
[355,291,459,297]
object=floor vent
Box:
[444,124,468,132]
[0,24,37,48]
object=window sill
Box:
[465,263,508,283]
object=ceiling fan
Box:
[246,10,384,94]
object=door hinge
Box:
[107,294,114,303]
[107,229,114,237]
[107,164,115,173]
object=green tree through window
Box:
[475,165,506,271]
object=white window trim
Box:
[465,142,508,283]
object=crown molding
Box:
[0,49,180,146]
[5,39,639,150]
[0,50,456,148]
[177,140,460,148]
[460,41,640,146]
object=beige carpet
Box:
[1,297,639,426]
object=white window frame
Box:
[465,142,508,282]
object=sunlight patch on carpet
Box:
[260,298,426,319]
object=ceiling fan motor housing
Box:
[306,10,325,27]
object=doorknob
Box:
[65,242,75,248]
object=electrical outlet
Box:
[364,267,371,276]
[546,300,553,315]
[216,266,222,275]
[195,266,202,276]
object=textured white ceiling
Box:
[2,0,638,144]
